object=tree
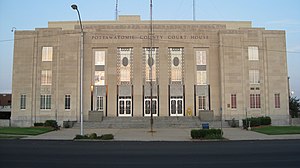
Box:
[289,96,300,118]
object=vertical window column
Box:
[118,48,133,84]
[93,50,106,112]
[65,95,71,110]
[144,48,158,82]
[169,48,183,83]
[196,50,207,85]
[195,49,208,112]
[94,50,105,86]
[231,94,237,109]
[275,93,280,108]
[20,94,26,110]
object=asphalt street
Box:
[1,140,300,168]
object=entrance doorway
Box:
[118,96,132,116]
[95,96,105,113]
[170,97,184,116]
[144,97,158,116]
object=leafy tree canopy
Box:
[290,96,300,118]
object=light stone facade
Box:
[11,16,289,126]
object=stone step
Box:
[73,117,228,129]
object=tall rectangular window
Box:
[42,47,53,61]
[40,95,51,110]
[65,95,71,110]
[197,71,207,85]
[95,71,105,85]
[275,93,280,108]
[169,48,183,82]
[196,50,206,65]
[250,94,261,109]
[118,48,132,82]
[95,51,105,65]
[231,94,237,109]
[41,70,52,85]
[20,94,26,110]
[144,48,158,81]
[248,46,259,60]
[198,96,206,110]
[96,96,104,111]
[249,70,259,84]
[195,50,207,85]
[94,50,106,85]
[256,94,261,108]
[250,94,255,108]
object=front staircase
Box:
[73,117,225,129]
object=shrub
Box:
[74,133,114,140]
[89,133,98,139]
[191,130,201,139]
[261,116,271,125]
[44,120,59,130]
[34,123,44,127]
[74,134,84,139]
[242,116,272,128]
[251,117,261,127]
[191,129,222,139]
[74,134,90,139]
[100,134,114,140]
[204,134,223,139]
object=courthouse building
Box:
[11,15,289,126]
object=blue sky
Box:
[0,0,299,97]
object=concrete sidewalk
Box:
[22,127,300,141]
[23,128,192,141]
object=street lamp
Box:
[71,4,84,135]
[149,0,154,132]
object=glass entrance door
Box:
[118,97,132,117]
[170,97,184,116]
[95,96,105,112]
[144,97,158,117]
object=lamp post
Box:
[149,0,154,132]
[193,0,196,21]
[71,4,84,135]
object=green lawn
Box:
[252,126,300,135]
[0,127,54,135]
